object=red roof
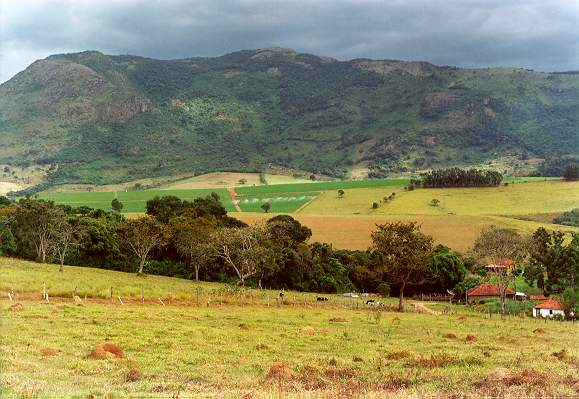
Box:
[467,283,515,297]
[533,299,566,310]
[529,294,548,301]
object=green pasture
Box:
[1,258,578,398]
[38,188,235,213]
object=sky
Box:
[1,0,579,83]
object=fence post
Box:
[220,291,223,306]
[267,296,270,307]
[43,282,46,301]
[141,286,144,303]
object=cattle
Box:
[316,297,329,302]
[366,300,382,306]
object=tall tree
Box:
[371,221,434,311]
[12,199,65,263]
[52,217,85,272]
[172,217,215,281]
[119,217,167,275]
[209,225,276,286]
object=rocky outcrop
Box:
[96,97,149,122]
[351,59,437,77]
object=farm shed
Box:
[486,258,515,273]
[532,299,566,318]
[466,283,515,303]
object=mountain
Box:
[1,48,578,186]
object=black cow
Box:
[317,297,329,302]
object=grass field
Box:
[235,178,410,195]
[1,258,578,398]
[39,188,235,213]
[299,181,579,216]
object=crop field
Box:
[1,259,578,398]
[234,192,319,213]
[39,188,235,213]
[235,178,410,195]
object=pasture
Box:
[299,180,579,216]
[39,188,235,213]
[233,213,579,252]
[1,259,578,398]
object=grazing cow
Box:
[366,300,382,306]
[279,292,284,298]
[317,297,329,302]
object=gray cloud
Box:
[1,0,578,82]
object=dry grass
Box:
[234,212,578,252]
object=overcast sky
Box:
[1,0,579,83]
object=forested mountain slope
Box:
[1,48,578,185]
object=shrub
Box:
[377,282,390,297]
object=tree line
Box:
[0,194,576,314]
[417,167,503,188]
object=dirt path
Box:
[412,302,442,316]
[227,187,242,212]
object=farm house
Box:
[532,299,566,318]
[466,283,515,303]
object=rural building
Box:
[532,299,566,318]
[466,283,515,303]
[486,258,515,273]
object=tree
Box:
[430,198,440,207]
[431,245,466,291]
[563,164,579,181]
[261,202,271,213]
[12,199,65,263]
[209,225,276,286]
[53,217,85,272]
[111,198,123,212]
[119,217,167,275]
[471,226,529,318]
[372,202,379,209]
[558,287,578,319]
[337,189,345,198]
[0,216,16,255]
[371,222,434,311]
[172,217,215,281]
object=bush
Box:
[377,282,390,297]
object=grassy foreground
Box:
[1,259,579,398]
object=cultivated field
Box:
[1,259,578,398]
[39,188,236,213]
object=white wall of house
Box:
[533,308,565,318]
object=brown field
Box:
[163,172,263,189]
[233,213,579,253]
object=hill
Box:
[2,257,578,397]
[1,48,578,187]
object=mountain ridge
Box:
[1,48,578,186]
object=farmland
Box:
[1,258,578,398]
[39,188,236,213]
[32,178,579,252]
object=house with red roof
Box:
[466,283,515,303]
[532,299,566,318]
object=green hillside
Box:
[1,48,578,187]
